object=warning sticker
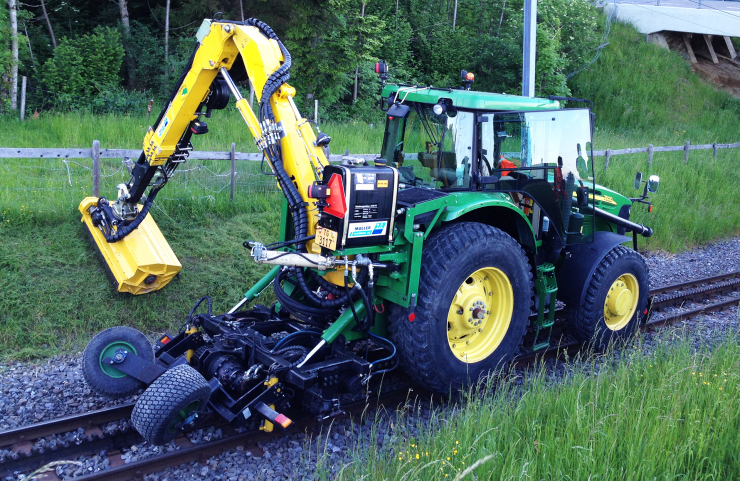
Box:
[348,221,388,238]
[377,180,389,188]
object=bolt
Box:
[452,344,456,348]
[478,328,482,332]
[457,309,463,315]
[466,341,470,345]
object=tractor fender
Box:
[441,198,537,253]
[555,231,631,308]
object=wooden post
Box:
[647,144,653,168]
[604,149,611,171]
[230,142,236,202]
[92,140,101,197]
[19,76,26,122]
[703,34,719,64]
[713,142,718,159]
[684,140,690,164]
[723,36,737,60]
[683,33,697,63]
[314,100,319,124]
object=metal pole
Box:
[522,0,537,97]
[314,99,319,124]
[19,76,26,121]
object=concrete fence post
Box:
[92,140,101,197]
[230,142,236,202]
[19,76,26,122]
[314,100,318,124]
[713,143,718,159]
[647,144,653,168]
[604,149,611,171]
[684,140,690,164]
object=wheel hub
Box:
[447,267,513,363]
[603,274,639,331]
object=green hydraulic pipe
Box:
[321,299,366,344]
[227,265,280,314]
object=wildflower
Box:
[453,450,458,455]
[456,441,459,445]
[692,372,695,375]
[415,454,419,460]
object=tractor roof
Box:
[382,84,560,112]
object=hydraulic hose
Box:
[101,188,160,243]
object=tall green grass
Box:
[327,331,740,480]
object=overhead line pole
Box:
[522,0,537,97]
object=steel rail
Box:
[3,270,740,479]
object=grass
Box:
[325,331,740,480]
[1,18,740,356]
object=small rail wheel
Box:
[389,222,533,393]
[82,326,154,398]
[131,364,211,445]
[566,245,648,350]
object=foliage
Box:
[3,0,604,117]
[42,26,124,98]
[326,330,740,480]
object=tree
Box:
[39,0,56,50]
[8,0,17,109]
[118,0,136,88]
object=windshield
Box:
[380,106,475,188]
[483,109,593,181]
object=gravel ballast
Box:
[2,237,740,480]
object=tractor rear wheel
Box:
[82,326,154,398]
[565,245,648,350]
[389,222,533,393]
[131,364,211,445]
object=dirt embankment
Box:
[665,32,740,98]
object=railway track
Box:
[3,270,739,481]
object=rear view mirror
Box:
[387,102,410,119]
[647,175,660,193]
[576,186,589,207]
[634,172,643,190]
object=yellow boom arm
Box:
[80,18,330,294]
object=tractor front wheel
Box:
[565,245,648,350]
[390,222,533,393]
[82,326,154,398]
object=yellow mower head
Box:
[79,197,181,295]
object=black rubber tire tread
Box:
[131,364,211,446]
[389,222,533,393]
[82,326,153,398]
[565,245,649,350]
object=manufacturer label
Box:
[157,105,172,138]
[353,204,378,220]
[355,173,376,191]
[348,221,388,238]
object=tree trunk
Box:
[118,0,136,88]
[24,25,35,68]
[352,2,365,103]
[452,0,458,30]
[40,0,56,49]
[8,0,18,110]
[164,0,170,61]
[239,0,245,21]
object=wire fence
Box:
[1,140,738,213]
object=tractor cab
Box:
[379,84,603,251]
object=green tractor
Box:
[82,18,659,445]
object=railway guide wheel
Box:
[565,245,648,350]
[390,222,533,393]
[82,326,154,398]
[132,364,211,445]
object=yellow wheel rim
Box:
[603,273,639,331]
[447,267,514,363]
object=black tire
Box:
[131,364,211,445]
[82,326,153,398]
[389,222,533,393]
[565,245,649,350]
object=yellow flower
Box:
[447,457,450,461]
[692,372,695,375]
[411,444,415,448]
[456,441,459,445]
[415,454,419,459]
[454,450,458,455]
